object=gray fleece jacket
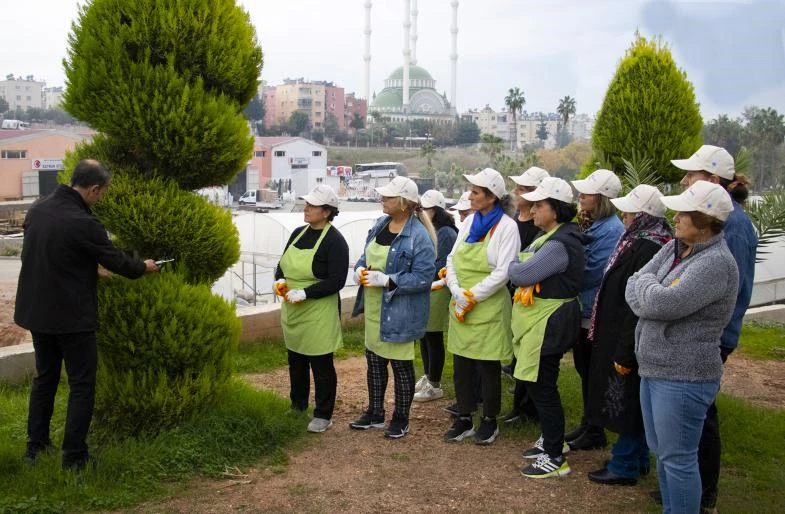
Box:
[625,233,739,382]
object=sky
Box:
[2,0,784,120]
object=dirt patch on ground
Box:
[0,280,27,347]
[722,355,785,410]
[138,357,655,514]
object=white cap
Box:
[420,189,446,209]
[375,176,420,203]
[660,181,733,221]
[449,191,472,211]
[300,184,340,208]
[610,184,666,217]
[671,145,735,180]
[522,177,575,204]
[463,168,507,199]
[510,166,550,187]
[572,169,622,198]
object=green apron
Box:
[280,225,343,356]
[446,227,512,361]
[425,286,451,332]
[511,225,572,381]
[363,239,414,360]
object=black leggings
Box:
[453,354,501,418]
[419,331,445,383]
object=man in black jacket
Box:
[14,159,158,470]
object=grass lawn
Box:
[737,322,785,360]
[0,322,782,512]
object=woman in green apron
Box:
[349,177,436,439]
[274,185,349,434]
[507,177,584,478]
[443,168,520,445]
[413,190,459,402]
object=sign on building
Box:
[31,158,64,170]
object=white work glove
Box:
[431,279,446,291]
[285,289,307,303]
[454,289,474,312]
[273,278,288,297]
[353,266,366,285]
[448,282,463,300]
[361,270,390,288]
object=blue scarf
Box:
[466,203,504,243]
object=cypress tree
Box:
[586,33,702,182]
[61,0,262,433]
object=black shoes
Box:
[588,467,637,486]
[443,416,475,442]
[383,418,410,439]
[564,423,587,442]
[349,410,385,430]
[473,417,499,445]
[567,429,607,451]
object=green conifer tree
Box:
[586,34,702,182]
[61,0,262,433]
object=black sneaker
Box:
[443,416,475,442]
[564,422,587,442]
[349,410,385,430]
[502,410,521,424]
[520,454,571,479]
[474,416,499,445]
[442,402,477,417]
[383,418,410,439]
[567,430,607,451]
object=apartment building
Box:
[0,76,45,112]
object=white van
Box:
[1,119,30,130]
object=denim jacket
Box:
[352,214,436,342]
[579,214,624,319]
[721,201,758,352]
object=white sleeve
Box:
[469,216,520,302]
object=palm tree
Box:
[504,87,525,154]
[557,95,577,131]
[349,112,365,147]
[480,133,504,164]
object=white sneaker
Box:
[414,375,429,393]
[413,382,444,402]
[307,417,333,433]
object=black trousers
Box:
[287,350,337,420]
[698,350,729,509]
[511,378,539,419]
[419,331,445,383]
[453,354,500,418]
[27,331,97,466]
[365,350,414,421]
[526,353,566,458]
[572,327,600,430]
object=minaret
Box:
[402,0,411,113]
[363,1,372,104]
[410,0,418,66]
[450,1,459,115]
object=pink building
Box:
[325,85,346,131]
[344,93,368,129]
[262,86,277,130]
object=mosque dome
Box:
[371,63,450,117]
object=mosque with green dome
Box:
[370,65,456,124]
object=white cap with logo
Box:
[510,166,550,187]
[463,168,507,199]
[420,189,446,209]
[572,169,622,198]
[375,176,421,203]
[449,191,472,211]
[300,184,340,208]
[522,177,575,204]
[671,145,735,181]
[660,181,733,221]
[610,184,666,217]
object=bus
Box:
[347,162,403,200]
[353,162,403,179]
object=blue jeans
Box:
[640,377,720,514]
[608,431,649,479]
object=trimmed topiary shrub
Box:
[586,33,703,182]
[61,0,262,433]
[95,273,241,433]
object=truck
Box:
[237,188,283,212]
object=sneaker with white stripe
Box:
[414,375,429,394]
[520,454,571,478]
[521,435,570,459]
